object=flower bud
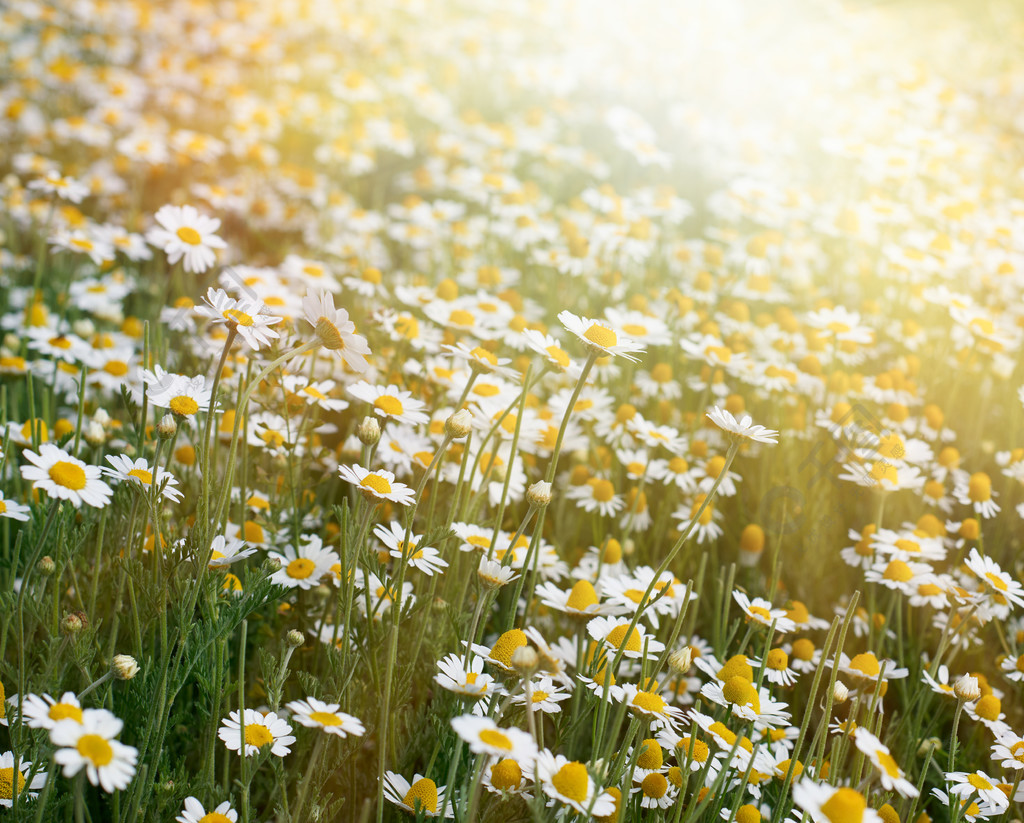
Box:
[38,555,56,576]
[832,681,850,704]
[84,420,107,446]
[445,409,473,439]
[61,611,86,635]
[668,646,692,675]
[357,416,381,446]
[917,737,942,757]
[526,481,552,507]
[954,674,980,702]
[286,630,305,648]
[72,318,95,338]
[93,409,111,427]
[511,645,539,677]
[112,654,140,680]
[157,414,177,440]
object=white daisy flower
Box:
[20,444,113,508]
[218,708,295,758]
[146,204,227,273]
[144,367,213,419]
[450,715,538,761]
[103,454,183,503]
[348,381,429,426]
[302,291,371,373]
[284,697,364,737]
[176,797,238,823]
[586,616,664,660]
[382,772,453,818]
[21,692,83,729]
[195,287,282,351]
[374,521,448,575]
[706,406,779,445]
[732,591,796,634]
[269,534,340,590]
[534,750,615,816]
[0,750,46,807]
[0,491,30,521]
[792,779,882,823]
[557,310,645,362]
[852,727,918,797]
[338,464,415,506]
[51,708,138,793]
[434,653,498,699]
[206,534,257,568]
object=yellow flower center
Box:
[606,624,642,652]
[968,473,992,502]
[636,738,663,770]
[77,733,114,766]
[489,629,527,665]
[631,690,666,714]
[566,580,599,611]
[286,558,316,579]
[718,655,754,682]
[223,309,254,326]
[308,711,342,726]
[170,395,200,416]
[128,468,153,484]
[314,317,344,349]
[448,309,475,327]
[374,395,405,416]
[199,813,233,823]
[0,767,27,801]
[819,788,867,823]
[641,772,668,799]
[737,805,761,823]
[49,461,87,490]
[478,729,513,751]
[490,759,522,791]
[546,345,570,368]
[984,572,1008,592]
[551,762,589,803]
[360,473,392,496]
[975,695,1001,721]
[176,226,202,245]
[402,777,438,813]
[584,324,617,348]
[243,723,274,748]
[747,605,773,623]
[876,751,902,778]
[883,560,913,583]
[709,721,737,745]
[766,649,789,670]
[791,639,815,661]
[588,478,615,502]
[967,773,993,791]
[848,652,880,677]
[103,360,129,376]
[722,676,761,713]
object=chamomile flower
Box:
[587,616,665,660]
[535,579,623,617]
[383,772,453,817]
[52,708,138,793]
[991,732,1024,771]
[284,698,364,737]
[20,444,113,508]
[557,310,645,362]
[534,751,616,816]
[450,715,538,761]
[269,535,339,590]
[348,381,429,425]
[339,464,415,506]
[176,797,238,823]
[852,728,918,797]
[481,757,534,797]
[302,291,371,373]
[195,288,281,351]
[146,204,227,273]
[706,406,779,445]
[218,709,294,758]
[375,521,448,575]
[944,770,1009,813]
[207,535,257,568]
[733,592,796,634]
[103,454,183,503]
[0,491,30,521]
[792,780,882,823]
[21,692,83,729]
[510,676,572,714]
[965,548,1024,608]
[0,751,46,807]
[435,653,498,699]
[144,368,213,419]
[566,477,624,516]
[954,472,1000,519]
[612,684,688,730]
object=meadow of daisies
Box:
[4,0,1024,821]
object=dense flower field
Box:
[3,0,1024,820]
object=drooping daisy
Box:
[534,750,615,817]
[51,708,138,793]
[20,444,113,508]
[557,310,645,362]
[0,751,46,807]
[269,535,340,590]
[284,697,364,738]
[706,406,779,445]
[195,288,282,351]
[21,692,83,729]
[476,557,519,589]
[146,204,227,273]
[450,715,538,761]
[103,454,183,503]
[0,491,30,521]
[852,728,918,797]
[302,291,371,373]
[218,708,295,758]
[176,797,238,823]
[339,464,415,506]
[382,772,453,818]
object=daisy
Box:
[146,204,227,273]
[852,728,918,797]
[21,692,83,729]
[565,477,625,517]
[534,750,615,817]
[104,454,183,503]
[476,557,519,590]
[991,732,1024,771]
[338,465,415,506]
[792,779,882,823]
[587,616,665,660]
[302,291,371,373]
[348,381,429,426]
[535,579,624,617]
[706,406,779,445]
[761,648,799,687]
[269,535,340,590]
[51,708,138,793]
[481,756,534,797]
[965,548,1024,608]
[28,169,89,202]
[450,715,538,761]
[0,751,46,807]
[523,329,575,373]
[557,310,645,362]
[218,708,295,758]
[176,797,238,823]
[207,535,257,568]
[281,376,349,412]
[375,522,448,575]
[945,770,1009,813]
[0,491,30,521]
[733,592,797,634]
[383,772,453,818]
[700,678,791,727]
[20,444,113,508]
[434,653,498,699]
[509,676,572,714]
[144,368,213,419]
[285,697,364,738]
[634,771,676,809]
[195,288,282,351]
[953,472,1000,519]
[612,684,688,730]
